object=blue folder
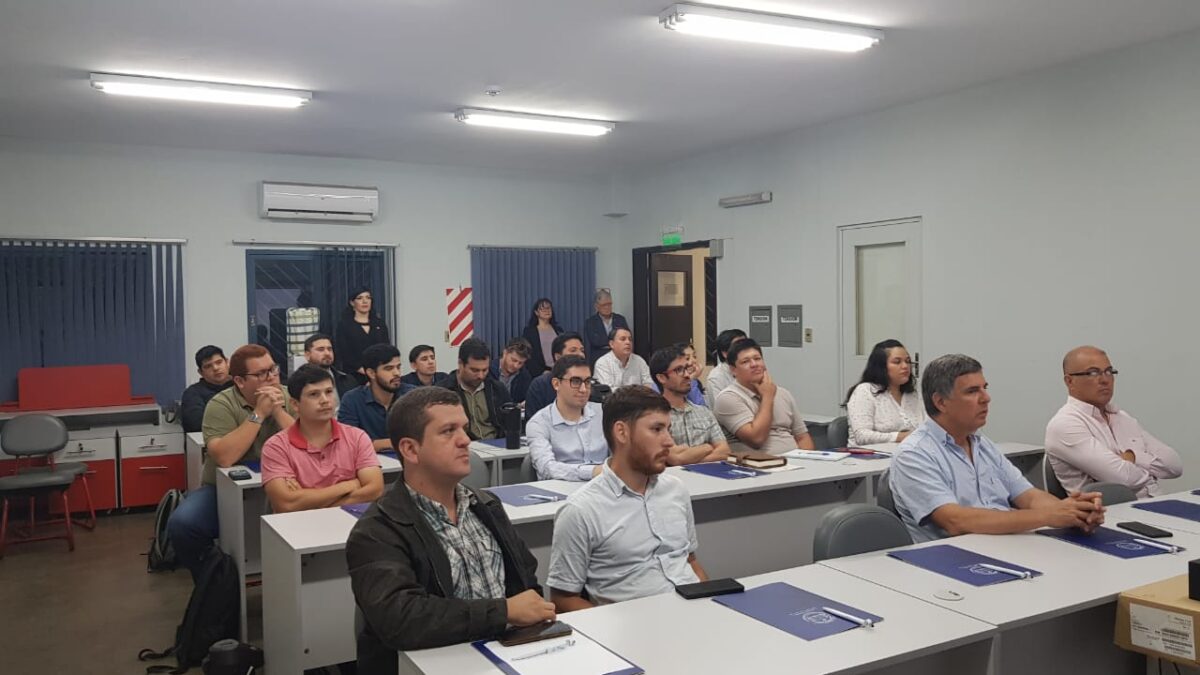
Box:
[682,462,765,480]
[713,582,883,640]
[1134,500,1200,523]
[483,484,569,507]
[888,544,1043,586]
[1037,526,1184,558]
[240,460,261,473]
[378,450,398,459]
[341,502,371,518]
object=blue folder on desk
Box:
[341,502,371,518]
[1037,526,1184,558]
[378,450,398,459]
[713,582,883,640]
[682,462,765,480]
[483,485,568,507]
[1134,499,1200,523]
[888,544,1042,586]
[240,460,261,473]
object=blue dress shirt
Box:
[888,418,1034,543]
[337,383,417,441]
[527,401,610,481]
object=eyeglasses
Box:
[1067,367,1118,379]
[556,376,597,390]
[244,365,280,380]
[669,365,691,376]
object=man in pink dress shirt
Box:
[1045,346,1182,498]
[261,364,385,513]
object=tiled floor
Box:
[0,511,194,674]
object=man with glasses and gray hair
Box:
[583,288,629,368]
[527,355,610,481]
[1045,345,1181,498]
[889,353,1105,544]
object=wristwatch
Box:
[247,412,263,425]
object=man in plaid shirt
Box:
[650,344,730,466]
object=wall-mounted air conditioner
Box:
[260,182,379,223]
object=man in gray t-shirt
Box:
[547,386,709,609]
[714,339,815,455]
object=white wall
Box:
[0,138,627,384]
[622,28,1200,486]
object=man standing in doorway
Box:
[583,289,629,368]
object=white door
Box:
[839,218,923,399]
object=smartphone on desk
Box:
[675,578,745,599]
[1116,521,1173,538]
[498,621,573,647]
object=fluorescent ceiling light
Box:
[90,73,311,108]
[454,108,615,137]
[659,4,883,52]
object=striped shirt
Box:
[405,483,506,600]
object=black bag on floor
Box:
[138,547,240,673]
[203,639,263,674]
[146,488,183,572]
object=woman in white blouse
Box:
[844,339,925,445]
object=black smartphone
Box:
[1116,521,1173,538]
[228,468,253,481]
[498,621,573,647]
[675,578,745,599]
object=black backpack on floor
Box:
[139,547,240,673]
[146,488,183,572]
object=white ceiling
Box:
[3,0,1200,176]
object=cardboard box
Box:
[1116,574,1200,667]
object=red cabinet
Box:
[119,430,185,508]
[49,436,118,514]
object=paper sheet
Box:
[474,630,641,675]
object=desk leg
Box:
[215,473,248,642]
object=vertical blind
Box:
[470,246,596,356]
[0,240,186,405]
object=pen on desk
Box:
[728,468,758,477]
[976,563,1033,579]
[1134,538,1180,553]
[524,494,559,503]
[821,606,874,628]
[511,638,576,660]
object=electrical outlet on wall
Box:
[804,328,813,343]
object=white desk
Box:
[184,432,204,491]
[468,440,530,486]
[262,508,360,675]
[1106,490,1200,535]
[216,455,402,641]
[401,563,997,675]
[822,527,1200,674]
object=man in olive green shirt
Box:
[168,344,295,580]
[439,338,511,441]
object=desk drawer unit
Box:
[50,436,118,513]
[120,433,184,507]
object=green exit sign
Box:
[661,227,683,247]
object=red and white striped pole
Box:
[446,287,474,346]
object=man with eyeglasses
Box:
[1045,346,1182,498]
[527,355,610,481]
[650,344,730,466]
[168,344,295,581]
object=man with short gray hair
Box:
[583,289,629,368]
[889,353,1105,543]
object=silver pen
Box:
[511,638,576,661]
[821,606,875,628]
[524,493,559,502]
[729,468,758,477]
[977,563,1033,579]
[1133,538,1180,554]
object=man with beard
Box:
[303,333,359,399]
[650,344,729,466]
[261,365,383,513]
[339,344,417,452]
[180,345,233,433]
[439,338,510,441]
[547,386,708,610]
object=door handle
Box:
[139,466,170,472]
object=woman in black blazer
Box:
[520,297,562,376]
[334,286,390,384]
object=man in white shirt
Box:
[593,327,654,390]
[1045,346,1182,498]
[547,386,708,610]
[526,356,610,481]
[714,339,815,455]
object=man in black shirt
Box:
[303,333,359,398]
[179,345,234,433]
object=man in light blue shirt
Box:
[890,353,1105,544]
[548,386,708,609]
[526,355,610,481]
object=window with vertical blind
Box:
[0,239,186,405]
[470,246,596,355]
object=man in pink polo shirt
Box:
[262,364,385,513]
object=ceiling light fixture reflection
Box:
[454,108,615,137]
[658,4,883,52]
[90,73,312,108]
